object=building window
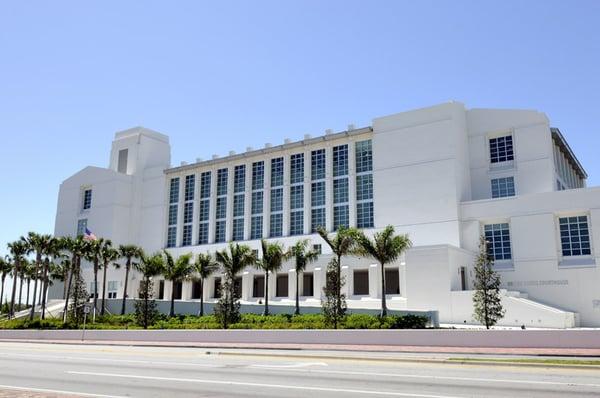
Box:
[216,197,227,219]
[182,224,192,246]
[484,223,512,261]
[215,220,226,243]
[200,172,211,198]
[117,149,128,174]
[559,216,591,256]
[356,202,374,228]
[183,202,193,224]
[168,205,178,225]
[270,213,283,237]
[276,274,288,297]
[253,275,265,298]
[290,185,304,209]
[198,223,209,245]
[232,218,244,241]
[252,161,264,190]
[290,153,304,184]
[184,174,195,201]
[353,270,369,295]
[108,281,118,299]
[169,178,180,204]
[355,139,372,173]
[213,278,222,298]
[270,188,283,212]
[356,174,373,201]
[233,195,245,217]
[311,208,326,232]
[82,189,92,210]
[234,165,246,193]
[312,244,322,254]
[251,216,263,239]
[77,219,88,236]
[489,135,514,164]
[333,205,349,230]
[311,181,325,207]
[290,211,304,236]
[333,144,348,177]
[491,177,515,198]
[311,149,326,181]
[167,226,177,248]
[333,178,349,204]
[302,273,314,296]
[271,157,284,187]
[199,200,210,222]
[217,168,228,196]
[385,268,400,295]
[251,191,263,215]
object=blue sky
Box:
[1,0,599,254]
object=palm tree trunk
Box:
[41,259,50,320]
[29,254,41,320]
[26,279,30,307]
[263,271,269,316]
[169,280,175,317]
[93,261,99,316]
[335,254,341,329]
[199,278,204,317]
[121,262,130,315]
[9,262,19,318]
[295,271,300,315]
[62,256,76,323]
[380,262,387,317]
[0,275,5,313]
[101,262,108,316]
[143,276,149,329]
[18,277,24,309]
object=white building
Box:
[51,102,600,328]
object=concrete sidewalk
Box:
[2,338,600,357]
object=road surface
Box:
[0,342,598,397]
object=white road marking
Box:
[0,352,220,368]
[0,383,127,398]
[67,370,465,398]
[266,368,600,389]
[250,362,328,368]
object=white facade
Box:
[51,102,600,328]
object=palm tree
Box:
[192,253,218,316]
[354,226,412,317]
[40,236,60,319]
[162,251,193,317]
[99,241,119,316]
[135,253,165,328]
[118,244,144,315]
[254,239,288,316]
[85,238,106,316]
[215,243,255,327]
[0,256,11,312]
[290,239,319,315]
[317,226,357,328]
[22,233,53,320]
[7,240,27,318]
[61,236,89,322]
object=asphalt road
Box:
[0,342,598,397]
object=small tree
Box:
[290,239,319,315]
[193,253,218,317]
[255,239,288,316]
[163,251,193,317]
[134,253,164,328]
[118,244,144,315]
[473,235,505,329]
[68,272,89,326]
[214,278,241,329]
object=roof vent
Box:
[325,129,333,135]
[265,143,272,148]
[246,146,254,152]
[229,150,236,156]
[180,161,188,166]
[284,138,291,144]
[304,134,312,140]
[347,124,355,131]
[212,154,219,160]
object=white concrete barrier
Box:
[0,329,599,348]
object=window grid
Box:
[491,176,515,198]
[232,218,244,241]
[233,194,245,217]
[184,175,195,201]
[489,135,514,164]
[215,168,228,242]
[77,219,88,236]
[355,140,372,173]
[168,205,178,226]
[252,191,263,215]
[234,165,246,193]
[311,208,326,232]
[271,157,284,187]
[311,149,326,181]
[355,139,374,229]
[290,185,304,210]
[290,153,304,184]
[83,189,92,210]
[356,174,373,201]
[251,216,263,240]
[182,224,192,246]
[252,161,264,190]
[198,223,209,245]
[484,223,512,261]
[559,216,591,257]
[169,178,180,204]
[270,213,283,237]
[333,205,349,231]
[216,197,227,219]
[215,221,226,243]
[290,211,304,236]
[216,168,228,196]
[270,188,283,212]
[167,227,177,248]
[199,200,210,222]
[200,172,211,198]
[183,202,194,224]
[333,144,349,177]
[333,178,349,204]
[356,202,374,228]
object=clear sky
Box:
[1,0,599,255]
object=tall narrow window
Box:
[333,144,349,230]
[356,139,374,228]
[198,171,211,245]
[77,219,88,237]
[311,148,327,232]
[251,161,264,240]
[215,169,228,242]
[82,189,92,210]
[167,178,179,248]
[117,149,128,174]
[182,175,195,246]
[484,223,512,261]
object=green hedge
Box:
[0,313,429,330]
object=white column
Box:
[241,271,252,301]
[288,269,296,300]
[341,265,351,298]
[313,267,324,300]
[369,263,380,298]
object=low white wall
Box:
[0,329,599,348]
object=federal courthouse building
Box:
[50,102,600,327]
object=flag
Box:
[84,227,97,241]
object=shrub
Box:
[343,314,382,329]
